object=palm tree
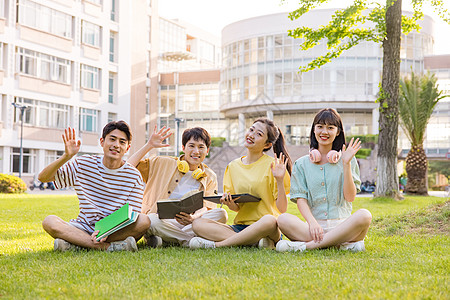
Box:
[398,72,448,195]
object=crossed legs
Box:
[42,213,150,250]
[192,214,280,247]
[277,209,372,250]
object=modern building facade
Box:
[1,2,448,183]
[155,17,224,156]
[0,0,133,182]
[220,11,434,146]
[156,9,448,162]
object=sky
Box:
[159,0,450,55]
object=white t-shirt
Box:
[54,155,144,233]
[169,171,201,199]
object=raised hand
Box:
[62,127,81,158]
[270,153,287,180]
[341,137,361,164]
[147,126,172,149]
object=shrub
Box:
[0,174,27,194]
[211,137,226,148]
[348,134,378,149]
[355,148,372,159]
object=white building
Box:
[0,0,132,182]
[220,10,434,146]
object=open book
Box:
[94,203,138,242]
[157,190,204,219]
[204,193,261,204]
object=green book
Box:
[94,203,138,242]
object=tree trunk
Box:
[405,145,429,195]
[375,0,402,199]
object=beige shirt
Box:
[136,155,218,214]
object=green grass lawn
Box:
[0,194,449,299]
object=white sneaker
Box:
[144,234,163,248]
[258,237,275,249]
[54,238,83,251]
[340,241,365,252]
[276,240,306,252]
[107,236,138,252]
[189,237,216,249]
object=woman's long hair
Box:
[309,108,345,151]
[253,118,292,175]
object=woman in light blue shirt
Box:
[276,108,372,253]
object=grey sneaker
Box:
[189,237,216,249]
[54,238,83,251]
[276,240,306,252]
[107,236,137,252]
[258,237,275,249]
[145,235,163,248]
[340,241,365,252]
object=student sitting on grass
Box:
[189,118,291,249]
[128,126,227,248]
[40,121,150,252]
[276,108,372,253]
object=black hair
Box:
[253,118,292,175]
[309,108,345,151]
[102,120,132,142]
[182,127,211,148]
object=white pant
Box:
[317,218,347,234]
[147,208,227,247]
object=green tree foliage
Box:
[284,0,449,198]
[398,72,447,194]
[429,161,450,179]
[283,0,448,72]
[399,72,447,146]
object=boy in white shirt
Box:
[128,127,227,247]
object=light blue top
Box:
[290,155,361,220]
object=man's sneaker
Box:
[258,237,275,249]
[106,236,137,252]
[339,241,365,252]
[54,238,83,251]
[144,234,163,248]
[275,240,306,253]
[189,237,216,249]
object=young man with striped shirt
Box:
[40,121,150,252]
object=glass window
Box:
[82,20,100,47]
[18,0,72,38]
[45,150,64,166]
[110,0,116,21]
[17,48,71,84]
[80,108,98,132]
[81,64,100,90]
[108,73,115,103]
[14,97,69,129]
[11,148,35,174]
[109,31,115,62]
[108,112,117,123]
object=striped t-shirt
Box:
[54,155,144,233]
